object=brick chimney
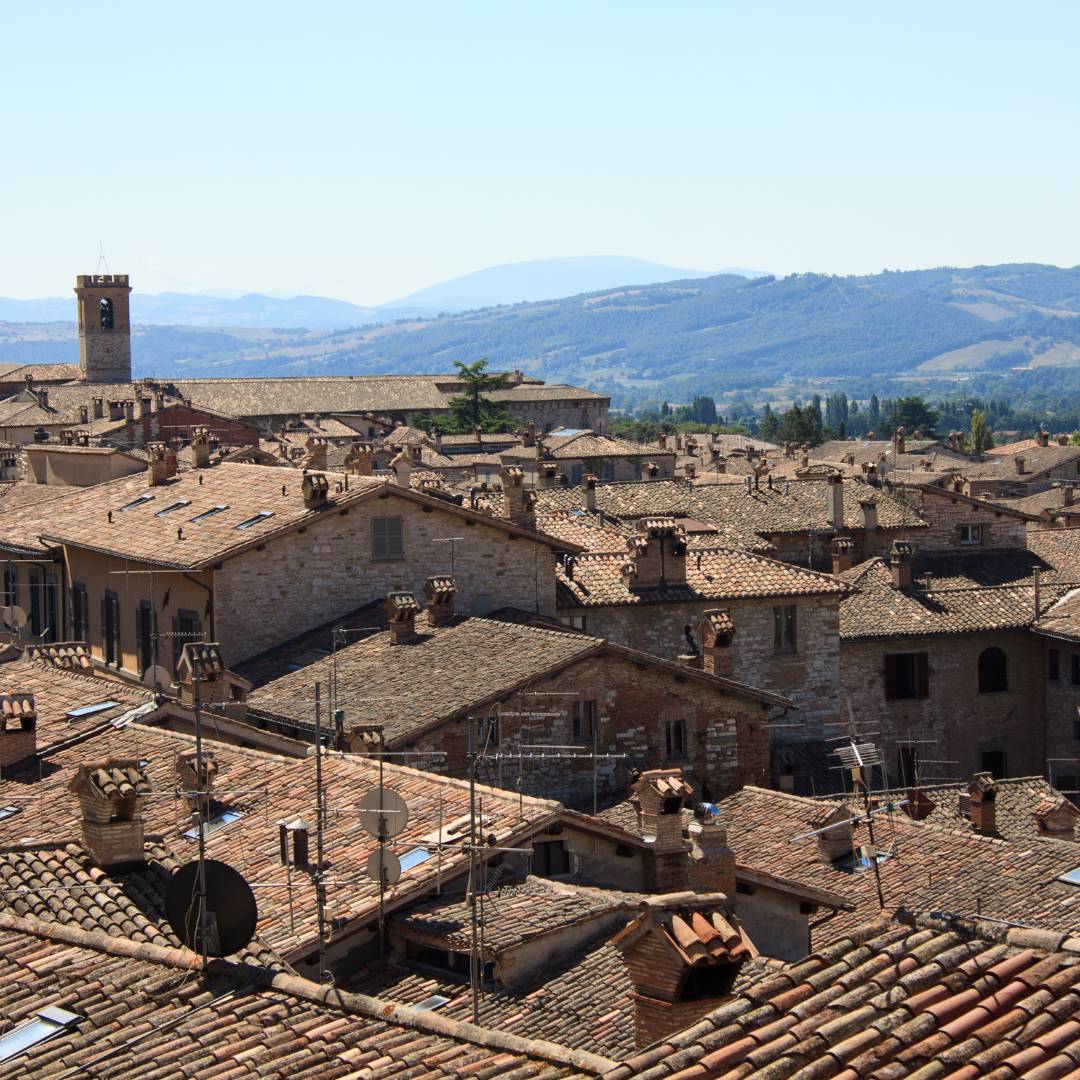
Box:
[967,772,997,835]
[613,897,753,1051]
[827,473,844,531]
[1037,428,1050,448]
[176,642,250,710]
[811,804,855,862]
[0,692,37,769]
[894,426,907,455]
[423,575,456,627]
[147,442,171,486]
[538,463,558,488]
[304,437,328,472]
[1015,455,1027,476]
[386,592,420,644]
[630,769,693,892]
[582,473,597,512]
[699,610,735,677]
[175,748,217,825]
[689,807,735,896]
[389,450,413,489]
[69,759,151,868]
[151,391,164,414]
[890,541,914,590]
[344,442,374,476]
[302,472,329,508]
[830,535,856,574]
[500,465,534,525]
[78,404,89,425]
[108,399,124,421]
[521,421,537,448]
[92,397,104,420]
[136,395,151,419]
[191,426,211,469]
[1033,797,1079,840]
[123,399,135,422]
[625,519,687,590]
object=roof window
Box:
[117,494,154,512]
[235,511,274,530]
[182,808,244,841]
[65,700,121,719]
[155,499,192,517]
[191,505,228,523]
[0,806,20,821]
[0,1006,81,1064]
[399,847,433,872]
[1060,866,1080,886]
[414,995,451,1011]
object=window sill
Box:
[371,556,406,563]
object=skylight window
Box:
[65,700,121,719]
[235,511,274,530]
[190,504,228,523]
[0,1006,81,1064]
[414,995,451,1011]
[154,499,192,517]
[117,494,154,512]
[0,806,20,821]
[399,846,434,872]
[1060,866,1080,886]
[182,808,244,841]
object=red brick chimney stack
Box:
[699,610,736,677]
[890,541,914,590]
[423,575,456,627]
[0,692,37,769]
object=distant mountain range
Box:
[5,262,1080,411]
[0,256,746,329]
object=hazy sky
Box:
[4,2,1079,304]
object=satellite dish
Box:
[2,605,27,630]
[366,847,401,886]
[358,787,409,839]
[142,665,172,689]
[165,859,258,957]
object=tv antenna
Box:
[96,241,111,275]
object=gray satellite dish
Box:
[2,605,27,630]
[166,859,258,957]
[358,787,409,839]
[142,665,172,689]
[366,847,401,886]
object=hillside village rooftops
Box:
[958,443,1080,481]
[502,433,668,462]
[557,545,851,608]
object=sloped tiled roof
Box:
[613,913,1080,1080]
[558,546,850,608]
[958,443,1080,480]
[1034,587,1080,643]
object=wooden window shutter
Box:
[915,653,929,699]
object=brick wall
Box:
[214,496,557,666]
[840,630,1045,780]
[567,596,842,740]
[1040,637,1080,794]
[910,489,1030,551]
[403,650,765,808]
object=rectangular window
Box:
[1072,654,1080,686]
[885,653,929,701]
[532,839,571,877]
[43,573,58,643]
[182,808,244,841]
[601,462,616,481]
[372,516,404,561]
[70,582,88,642]
[0,1006,81,1064]
[118,494,154,512]
[773,604,797,654]
[28,567,43,637]
[980,749,1007,779]
[190,505,227,523]
[1050,648,1061,681]
[235,511,273,530]
[1057,775,1079,807]
[154,499,191,517]
[172,609,201,672]
[664,718,687,759]
[958,524,982,545]
[2,564,15,607]
[136,599,155,676]
[101,590,121,666]
[572,700,597,741]
[559,614,587,631]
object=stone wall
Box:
[911,489,1030,551]
[214,495,557,665]
[839,629,1045,781]
[501,398,609,433]
[1040,637,1080,795]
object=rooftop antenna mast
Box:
[96,241,111,275]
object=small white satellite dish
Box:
[366,847,401,886]
[358,788,409,839]
[142,665,172,689]
[2,605,27,630]
[641,832,658,845]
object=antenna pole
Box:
[314,682,328,984]
[468,717,480,1024]
[193,669,209,972]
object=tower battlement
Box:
[75,274,130,288]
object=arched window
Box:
[978,646,1008,693]
[99,297,114,330]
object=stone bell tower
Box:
[75,274,132,383]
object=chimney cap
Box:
[423,575,456,604]
[178,642,226,681]
[69,758,152,802]
[967,771,998,800]
[386,592,420,619]
[0,692,36,728]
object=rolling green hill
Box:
[5,264,1080,408]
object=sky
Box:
[3,2,1079,305]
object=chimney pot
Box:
[423,575,456,627]
[890,540,913,589]
[967,771,998,835]
[147,442,171,486]
[69,758,151,868]
[827,473,844,531]
[386,592,420,644]
[699,610,736,676]
[582,473,597,512]
[1014,455,1026,476]
[0,693,37,768]
[302,471,330,508]
[499,465,534,525]
[191,426,211,469]
[389,450,414,489]
[830,535,856,574]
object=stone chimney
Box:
[1062,484,1074,507]
[624,519,687,589]
[136,395,151,420]
[582,473,597,512]
[500,465,534,525]
[123,399,135,422]
[967,772,997,835]
[890,541,913,590]
[92,397,104,420]
[389,450,413,489]
[1014,455,1028,476]
[830,535,856,574]
[894,426,907,455]
[811,804,854,863]
[302,472,329,508]
[1033,797,1079,840]
[147,442,171,486]
[423,575,456,627]
[344,442,374,476]
[386,592,420,644]
[0,692,37,769]
[151,391,164,414]
[1037,428,1050,448]
[699,610,735,677]
[191,426,211,469]
[1058,434,1070,447]
[521,421,537,448]
[689,807,735,896]
[407,443,423,465]
[69,759,151,868]
[304,437,328,472]
[78,404,89,425]
[175,642,250,710]
[827,473,844,531]
[538,463,558,488]
[175,748,217,825]
[108,399,124,421]
[630,769,693,892]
